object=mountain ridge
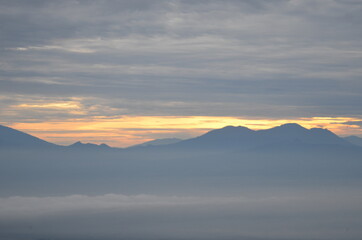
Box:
[130,138,183,148]
[169,123,352,151]
[0,123,356,151]
[68,141,112,150]
[0,125,58,149]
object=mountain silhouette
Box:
[0,124,112,150]
[131,138,183,148]
[256,123,350,146]
[68,141,112,150]
[0,124,58,149]
[1,123,362,198]
[0,123,355,151]
[171,125,255,149]
[170,123,352,151]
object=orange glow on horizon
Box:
[6,116,362,147]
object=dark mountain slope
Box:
[0,123,357,154]
[171,126,256,150]
[256,123,350,146]
[169,123,352,151]
[68,141,112,150]
[0,125,58,149]
[130,138,183,148]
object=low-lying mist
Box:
[1,145,362,240]
[1,189,362,240]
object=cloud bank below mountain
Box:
[1,190,362,240]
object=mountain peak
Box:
[201,125,254,139]
[132,138,183,148]
[278,123,306,130]
[0,124,57,149]
[174,123,352,150]
[210,125,253,134]
[69,141,111,149]
[173,125,256,149]
[264,123,308,134]
[99,143,110,148]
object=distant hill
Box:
[0,123,356,152]
[171,123,352,151]
[1,123,362,198]
[68,141,113,150]
[0,125,58,149]
[0,124,112,150]
[130,138,183,148]
[344,136,362,147]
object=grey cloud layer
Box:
[1,191,362,240]
[0,0,362,121]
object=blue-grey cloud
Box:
[342,121,362,127]
[1,190,362,240]
[0,0,362,121]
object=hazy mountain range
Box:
[1,123,361,151]
[1,122,362,197]
[2,123,362,240]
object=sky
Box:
[1,0,362,147]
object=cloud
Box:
[0,0,362,141]
[0,191,362,240]
[342,121,362,127]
